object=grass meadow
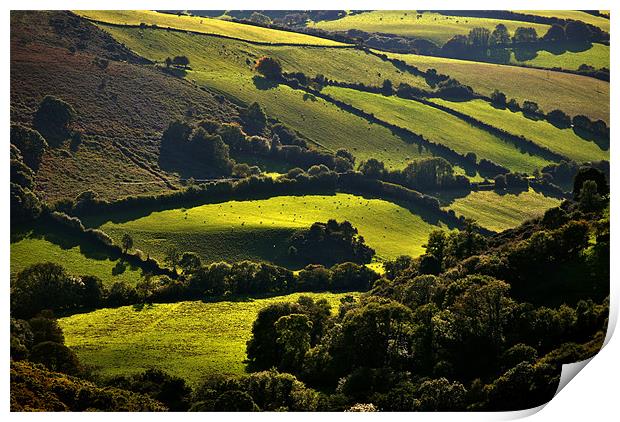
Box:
[440,188,561,232]
[385,51,610,123]
[509,43,609,71]
[87,193,451,266]
[322,86,553,173]
[512,10,610,33]
[430,98,609,163]
[75,10,345,45]
[11,232,146,287]
[97,25,434,169]
[58,292,358,384]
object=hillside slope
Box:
[11,11,238,202]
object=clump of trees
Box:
[160,120,234,175]
[33,95,76,145]
[357,156,471,192]
[241,191,608,411]
[164,55,190,68]
[254,56,282,80]
[288,220,375,267]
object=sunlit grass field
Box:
[310,11,550,46]
[87,193,451,266]
[430,98,609,163]
[75,10,345,45]
[385,51,610,123]
[509,43,609,71]
[95,25,433,169]
[442,188,561,232]
[322,86,552,173]
[59,292,357,384]
[10,236,146,287]
[513,10,610,33]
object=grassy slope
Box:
[11,12,238,202]
[310,11,550,46]
[430,98,609,163]
[87,193,450,265]
[385,51,609,123]
[10,238,145,288]
[322,86,552,173]
[97,25,432,169]
[509,43,609,70]
[75,10,345,45]
[513,10,610,32]
[442,188,561,232]
[59,292,357,384]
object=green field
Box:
[442,188,561,232]
[10,236,146,287]
[322,86,552,173]
[59,292,356,384]
[102,25,431,90]
[76,10,345,45]
[510,42,609,71]
[310,11,550,46]
[85,193,451,265]
[513,10,610,33]
[95,25,433,168]
[430,98,609,163]
[385,51,610,123]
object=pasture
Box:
[86,193,451,265]
[310,10,550,46]
[322,86,552,173]
[512,10,610,33]
[10,235,146,288]
[97,25,434,168]
[385,51,610,123]
[430,98,609,163]
[509,43,609,71]
[441,188,561,232]
[59,292,357,384]
[75,10,345,45]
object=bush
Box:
[33,95,76,145]
[254,56,282,80]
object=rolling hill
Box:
[92,24,435,168]
[84,193,453,266]
[76,10,346,46]
[429,98,609,163]
[11,11,239,202]
[322,86,553,173]
[309,10,550,46]
[385,51,609,123]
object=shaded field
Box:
[385,51,610,123]
[86,193,451,265]
[75,10,346,45]
[509,43,609,71]
[322,86,552,173]
[98,25,433,168]
[441,188,561,232]
[310,10,550,46]
[430,98,609,163]
[10,233,146,288]
[59,292,356,385]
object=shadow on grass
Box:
[11,220,148,276]
[252,75,279,90]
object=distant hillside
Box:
[11,11,239,202]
